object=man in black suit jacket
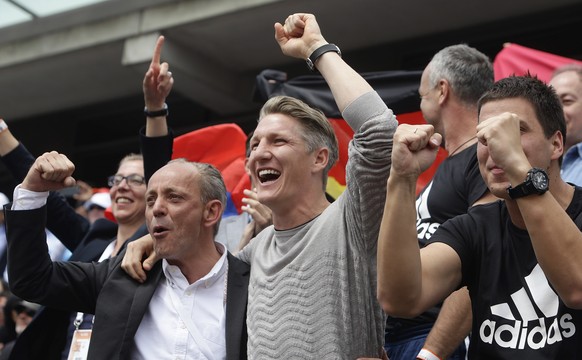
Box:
[0,137,150,360]
[5,152,249,360]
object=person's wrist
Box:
[0,119,8,134]
[144,103,168,118]
[506,160,532,187]
[388,170,420,190]
[306,42,341,72]
[417,348,442,360]
[306,40,329,58]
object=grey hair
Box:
[118,153,143,167]
[551,64,582,82]
[168,158,227,235]
[428,44,494,106]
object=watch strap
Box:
[507,182,533,199]
[306,44,341,71]
[144,103,168,117]
[507,167,548,199]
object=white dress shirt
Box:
[131,244,228,360]
[12,185,229,359]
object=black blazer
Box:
[1,143,99,253]
[1,143,130,359]
[7,219,148,360]
[2,140,187,359]
[6,206,249,360]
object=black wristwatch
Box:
[507,167,549,199]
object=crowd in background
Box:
[0,11,581,360]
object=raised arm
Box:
[140,35,174,182]
[7,152,106,313]
[124,36,175,282]
[0,120,19,157]
[143,35,173,138]
[377,124,462,317]
[274,13,373,112]
[0,120,92,251]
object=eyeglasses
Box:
[107,174,146,187]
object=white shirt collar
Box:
[162,242,228,289]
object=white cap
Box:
[0,192,9,207]
[84,192,111,210]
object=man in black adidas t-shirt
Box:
[378,74,582,359]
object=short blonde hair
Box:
[259,96,338,189]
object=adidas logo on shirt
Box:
[480,264,576,350]
[416,182,439,241]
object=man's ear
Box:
[204,200,223,229]
[437,79,450,105]
[244,158,251,177]
[550,130,564,161]
[312,147,329,174]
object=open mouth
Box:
[116,197,132,204]
[257,169,281,184]
[153,225,169,236]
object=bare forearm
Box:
[422,287,472,359]
[145,116,168,137]
[317,53,374,113]
[518,191,582,307]
[377,174,423,316]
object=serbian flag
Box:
[254,69,446,196]
[494,43,582,82]
[172,124,250,217]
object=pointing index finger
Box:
[150,35,165,67]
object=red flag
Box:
[172,123,250,214]
[494,43,582,83]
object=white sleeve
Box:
[11,184,48,210]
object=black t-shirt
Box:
[430,186,582,359]
[386,143,488,332]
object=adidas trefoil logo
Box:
[480,264,576,349]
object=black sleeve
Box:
[139,126,174,183]
[6,206,111,314]
[2,143,91,252]
[428,212,478,289]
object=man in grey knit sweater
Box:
[235,13,396,359]
[123,13,397,359]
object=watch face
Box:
[531,170,549,191]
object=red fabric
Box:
[494,43,582,83]
[330,111,444,196]
[104,209,115,222]
[172,124,247,175]
[172,123,249,212]
[328,118,353,187]
[107,124,250,220]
